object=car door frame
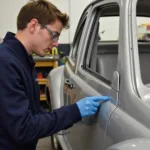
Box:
[62,4,94,149]
[76,0,121,114]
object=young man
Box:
[0,0,108,150]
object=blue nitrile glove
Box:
[76,96,109,118]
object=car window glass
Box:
[71,20,86,62]
[99,17,119,41]
[137,17,150,42]
[136,6,150,85]
[84,4,119,85]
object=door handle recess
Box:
[65,79,73,89]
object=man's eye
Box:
[53,33,59,38]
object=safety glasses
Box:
[40,24,60,42]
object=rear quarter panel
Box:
[46,66,64,109]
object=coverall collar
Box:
[3,32,35,68]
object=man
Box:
[0,0,109,150]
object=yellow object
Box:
[35,61,56,67]
[35,59,58,101]
[140,23,150,26]
[45,51,50,55]
[38,78,47,85]
[40,94,46,101]
[52,47,58,55]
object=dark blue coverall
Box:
[0,32,81,150]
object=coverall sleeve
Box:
[39,106,47,114]
[0,58,81,144]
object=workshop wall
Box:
[0,0,28,39]
[0,0,92,54]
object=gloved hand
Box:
[76,96,109,118]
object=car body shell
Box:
[46,0,150,149]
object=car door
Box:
[62,4,93,148]
[63,1,121,150]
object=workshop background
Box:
[0,0,92,150]
[0,0,92,53]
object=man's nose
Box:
[52,41,59,47]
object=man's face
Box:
[31,19,63,57]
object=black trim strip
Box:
[85,67,111,86]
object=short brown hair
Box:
[17,0,69,30]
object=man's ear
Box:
[27,18,39,34]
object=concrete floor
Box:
[37,137,52,150]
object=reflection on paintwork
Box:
[107,139,150,150]
[115,115,120,120]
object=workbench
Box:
[33,54,59,101]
